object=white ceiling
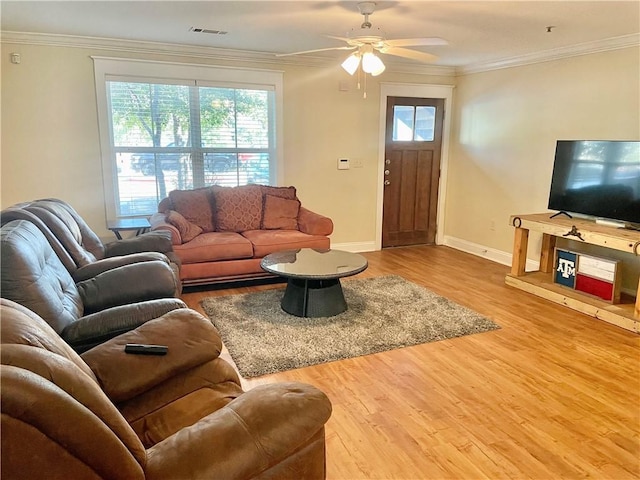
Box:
[2,1,639,69]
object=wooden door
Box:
[382,97,444,248]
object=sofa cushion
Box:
[242,230,331,258]
[173,232,253,264]
[213,185,263,232]
[262,195,300,230]
[165,210,203,243]
[169,188,216,232]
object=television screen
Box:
[548,140,640,225]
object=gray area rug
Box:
[201,275,500,378]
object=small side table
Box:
[106,218,151,240]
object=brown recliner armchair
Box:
[1,298,332,479]
[2,198,181,289]
[1,219,184,352]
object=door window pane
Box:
[415,106,436,141]
[392,106,414,141]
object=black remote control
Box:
[124,344,168,355]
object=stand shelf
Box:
[506,213,640,333]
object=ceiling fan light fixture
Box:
[341,52,361,75]
[362,51,385,76]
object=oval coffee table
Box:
[260,248,368,317]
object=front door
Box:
[382,97,444,248]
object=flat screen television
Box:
[547,140,640,226]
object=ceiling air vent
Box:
[190,27,228,35]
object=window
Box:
[93,58,283,219]
[392,105,436,142]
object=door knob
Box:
[384,180,390,186]
[384,169,390,175]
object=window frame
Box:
[93,57,284,220]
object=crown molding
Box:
[457,33,640,76]
[1,31,285,65]
[0,31,456,76]
[2,30,636,78]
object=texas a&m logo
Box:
[556,258,575,278]
[554,249,577,288]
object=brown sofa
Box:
[1,298,333,479]
[150,184,333,286]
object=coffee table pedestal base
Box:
[281,278,347,318]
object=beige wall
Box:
[1,40,638,289]
[448,47,640,290]
[0,41,452,244]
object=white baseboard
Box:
[331,241,377,253]
[442,235,540,271]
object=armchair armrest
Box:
[76,260,179,313]
[150,213,182,245]
[81,308,222,402]
[72,252,170,282]
[104,230,174,257]
[298,207,333,236]
[145,382,332,480]
[61,298,187,352]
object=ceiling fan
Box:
[276,2,448,76]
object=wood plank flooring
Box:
[181,245,640,480]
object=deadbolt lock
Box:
[384,180,391,186]
[385,159,391,165]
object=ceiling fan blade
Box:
[384,37,448,47]
[275,46,356,57]
[380,46,439,63]
[326,35,352,43]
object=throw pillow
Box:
[260,185,297,200]
[165,210,203,243]
[262,194,301,230]
[157,197,172,213]
[214,185,263,232]
[168,187,215,232]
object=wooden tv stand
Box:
[506,213,640,333]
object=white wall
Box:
[447,47,640,290]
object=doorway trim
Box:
[376,83,454,250]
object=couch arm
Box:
[298,207,334,236]
[61,298,187,353]
[104,230,174,257]
[72,252,171,282]
[81,309,222,403]
[150,213,182,245]
[76,261,179,314]
[145,382,332,480]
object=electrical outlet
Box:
[337,158,350,170]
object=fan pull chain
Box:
[363,72,367,99]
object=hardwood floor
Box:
[181,246,640,480]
